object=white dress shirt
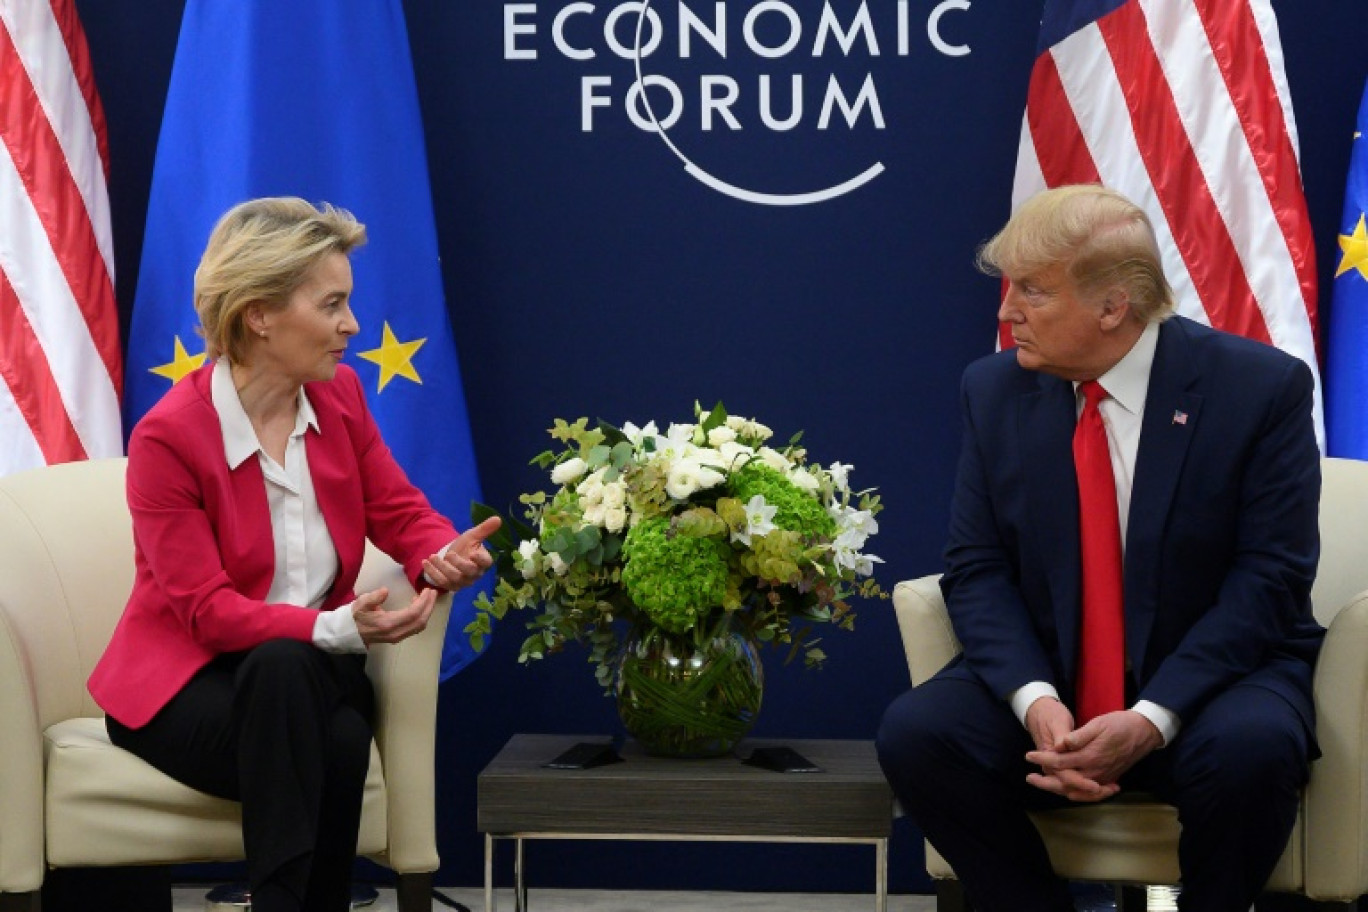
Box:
[212,359,366,653]
[1008,322,1181,745]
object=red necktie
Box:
[1074,380,1125,723]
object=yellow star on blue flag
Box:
[357,321,426,392]
[148,335,206,383]
[1339,214,1368,281]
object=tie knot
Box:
[1080,380,1109,408]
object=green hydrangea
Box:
[729,463,837,541]
[621,517,729,634]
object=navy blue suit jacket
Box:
[940,315,1324,733]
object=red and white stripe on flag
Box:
[0,0,122,474]
[1009,0,1323,447]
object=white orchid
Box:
[731,494,778,546]
[621,420,659,448]
[830,503,879,546]
[828,461,854,493]
[651,424,696,463]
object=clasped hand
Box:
[1023,698,1163,802]
[353,516,502,647]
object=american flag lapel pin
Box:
[1172,410,1189,426]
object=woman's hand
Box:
[352,586,436,646]
[422,515,502,592]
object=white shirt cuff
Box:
[421,538,460,587]
[1009,681,1060,727]
[1131,699,1180,747]
[312,603,367,654]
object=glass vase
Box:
[615,618,764,758]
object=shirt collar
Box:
[1078,320,1159,416]
[211,357,320,469]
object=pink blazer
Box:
[89,362,459,728]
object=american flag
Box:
[0,0,122,475]
[1007,0,1322,447]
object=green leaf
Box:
[699,401,728,433]
[610,440,635,470]
[595,420,630,447]
[586,444,611,469]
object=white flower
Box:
[546,552,569,576]
[707,426,737,447]
[577,472,606,504]
[582,503,606,527]
[757,447,793,472]
[621,420,658,447]
[830,529,882,575]
[600,482,627,509]
[830,504,879,545]
[732,494,778,546]
[652,424,696,463]
[726,415,773,442]
[714,440,755,470]
[830,531,863,572]
[665,459,704,500]
[696,465,725,491]
[828,461,854,493]
[854,553,884,577]
[603,506,628,533]
[788,468,820,492]
[516,539,541,579]
[551,457,588,485]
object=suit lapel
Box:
[1126,318,1201,672]
[1019,373,1085,682]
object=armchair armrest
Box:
[0,607,45,892]
[892,575,961,686]
[1303,591,1368,899]
[358,543,452,875]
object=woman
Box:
[88,197,498,912]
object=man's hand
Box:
[353,586,437,646]
[1025,710,1163,802]
[1024,695,1075,751]
[422,515,502,592]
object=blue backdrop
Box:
[77,0,1367,895]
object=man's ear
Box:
[1098,289,1132,331]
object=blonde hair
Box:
[976,184,1175,324]
[194,197,367,362]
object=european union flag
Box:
[125,0,487,678]
[1327,79,1368,459]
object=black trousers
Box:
[876,672,1311,912]
[107,640,375,912]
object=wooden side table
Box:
[477,734,895,912]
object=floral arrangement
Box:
[467,403,884,691]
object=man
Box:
[877,185,1323,912]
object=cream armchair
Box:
[0,458,450,912]
[892,457,1368,911]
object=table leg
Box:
[875,838,888,912]
[485,834,495,912]
[514,838,526,912]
